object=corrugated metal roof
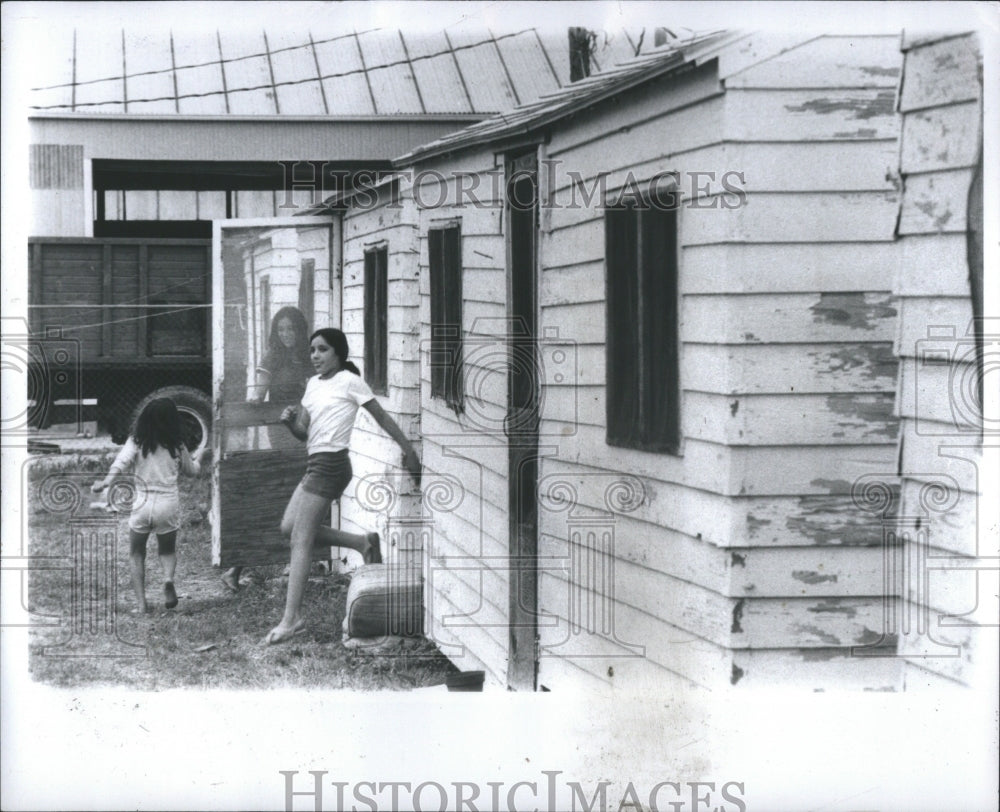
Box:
[393,31,728,165]
[29,26,677,118]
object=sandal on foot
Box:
[220,572,239,593]
[363,532,382,565]
[164,581,178,609]
[264,620,307,645]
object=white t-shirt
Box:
[109,437,200,495]
[301,371,375,454]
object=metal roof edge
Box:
[28,112,490,124]
[393,47,705,167]
[311,170,406,212]
[393,30,734,167]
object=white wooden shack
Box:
[24,23,989,690]
[333,30,990,691]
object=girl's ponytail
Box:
[311,328,360,376]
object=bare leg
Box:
[265,486,329,643]
[157,530,178,609]
[128,530,150,613]
[157,531,177,582]
[314,525,380,562]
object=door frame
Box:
[209,216,339,565]
[504,150,542,690]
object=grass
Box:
[26,451,458,690]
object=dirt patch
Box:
[25,452,457,691]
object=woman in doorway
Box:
[265,327,421,645]
[250,305,312,408]
[222,306,313,593]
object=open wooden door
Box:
[210,217,339,567]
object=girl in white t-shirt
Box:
[265,327,421,645]
[92,397,210,613]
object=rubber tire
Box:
[129,386,212,455]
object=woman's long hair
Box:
[133,398,182,459]
[311,328,360,375]
[268,306,311,367]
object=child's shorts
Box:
[128,492,181,535]
[300,450,352,501]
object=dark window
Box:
[364,246,388,396]
[429,224,463,411]
[604,196,680,453]
[298,257,316,326]
[259,277,270,358]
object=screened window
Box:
[604,196,680,453]
[428,225,463,411]
[364,246,388,396]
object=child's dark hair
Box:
[310,328,360,375]
[133,398,182,458]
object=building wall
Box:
[408,151,513,684]
[535,34,907,690]
[339,185,424,571]
[30,144,89,236]
[893,32,991,689]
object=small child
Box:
[92,397,210,613]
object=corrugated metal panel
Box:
[32,117,475,163]
[30,144,84,189]
[30,26,677,118]
[447,29,519,112]
[357,31,424,114]
[72,29,126,114]
[402,31,474,114]
[173,32,229,115]
[218,31,277,115]
[314,32,376,116]
[268,30,327,115]
[498,31,563,101]
[395,32,726,165]
[122,32,177,114]
[589,29,643,71]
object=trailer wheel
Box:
[130,386,212,455]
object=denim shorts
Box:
[300,450,352,501]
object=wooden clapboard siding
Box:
[722,35,902,89]
[544,62,724,162]
[725,88,899,141]
[338,187,422,564]
[540,456,890,550]
[683,343,898,394]
[408,152,516,678]
[898,34,981,112]
[545,141,898,204]
[897,168,974,235]
[533,34,907,689]
[892,32,983,687]
[684,293,897,344]
[731,648,902,691]
[682,242,902,294]
[900,102,980,174]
